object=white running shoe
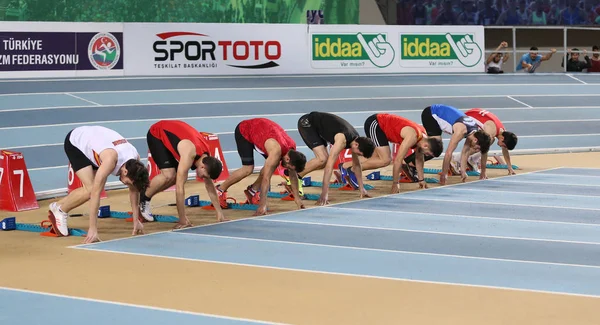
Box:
[48,202,69,236]
[139,200,154,222]
[467,155,481,173]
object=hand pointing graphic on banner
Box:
[357,33,395,68]
[445,33,482,68]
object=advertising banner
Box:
[308,24,486,73]
[0,22,124,78]
[123,23,309,76]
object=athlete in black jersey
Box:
[297,111,375,205]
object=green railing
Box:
[0,0,358,24]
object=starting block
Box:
[267,191,320,201]
[309,180,375,190]
[185,195,200,207]
[0,150,39,212]
[197,132,230,183]
[200,199,258,211]
[424,168,480,177]
[110,211,179,223]
[486,163,519,170]
[0,217,86,237]
[98,205,111,218]
[366,171,439,184]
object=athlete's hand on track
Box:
[316,194,329,206]
[84,227,101,244]
[253,205,268,216]
[391,184,400,194]
[132,219,144,236]
[439,174,447,185]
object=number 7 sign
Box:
[0,150,39,212]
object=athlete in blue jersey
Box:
[418,104,491,185]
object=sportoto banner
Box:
[307,24,486,73]
[0,22,124,78]
[123,23,308,76]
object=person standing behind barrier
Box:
[142,120,225,228]
[215,118,306,216]
[486,41,509,74]
[48,126,149,243]
[516,46,556,73]
[588,45,600,72]
[562,48,592,72]
[297,111,375,205]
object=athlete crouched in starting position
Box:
[460,108,518,179]
[216,118,307,216]
[404,104,492,185]
[48,126,149,243]
[296,111,375,205]
[353,113,443,193]
[141,120,225,228]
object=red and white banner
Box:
[123,23,308,76]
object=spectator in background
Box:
[458,0,478,24]
[562,48,592,71]
[435,0,458,24]
[517,0,531,22]
[478,0,500,24]
[424,0,439,24]
[559,0,586,24]
[529,0,548,24]
[411,1,428,24]
[497,0,523,24]
[516,46,556,72]
[486,41,510,73]
[587,45,600,72]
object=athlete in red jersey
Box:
[142,120,225,227]
[463,108,518,179]
[217,118,307,215]
[355,113,443,193]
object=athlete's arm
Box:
[392,128,417,191]
[459,140,471,182]
[319,133,346,205]
[85,150,117,243]
[351,151,368,198]
[256,140,282,215]
[288,169,304,209]
[204,179,227,221]
[128,185,144,235]
[502,147,516,175]
[441,124,466,184]
[174,141,196,223]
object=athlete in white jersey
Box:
[47,126,149,243]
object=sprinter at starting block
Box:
[341,113,443,193]
[297,111,375,205]
[141,120,225,228]
[404,104,492,185]
[48,126,149,243]
[458,108,518,179]
[216,118,307,216]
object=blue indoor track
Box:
[1,73,600,195]
[73,167,600,298]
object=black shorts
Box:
[364,114,389,147]
[147,130,179,170]
[421,106,443,137]
[298,113,327,149]
[64,130,97,173]
[234,124,267,166]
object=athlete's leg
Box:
[58,166,95,212]
[219,124,255,192]
[144,130,180,199]
[145,168,177,197]
[297,113,328,178]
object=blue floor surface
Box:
[74,167,600,298]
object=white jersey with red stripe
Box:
[69,126,139,176]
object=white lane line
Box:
[506,96,533,108]
[64,93,101,106]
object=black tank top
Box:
[309,111,359,148]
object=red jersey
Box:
[376,113,424,147]
[238,118,296,156]
[589,59,600,73]
[465,108,505,137]
[149,120,210,161]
